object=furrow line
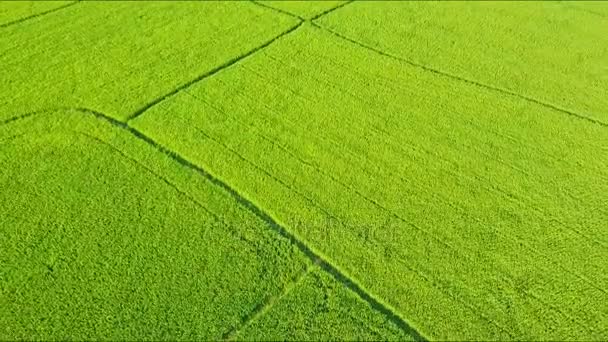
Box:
[310,22,608,129]
[191,125,343,225]
[125,21,304,122]
[0,1,79,29]
[0,110,49,126]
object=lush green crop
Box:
[132,23,608,340]
[2,0,607,340]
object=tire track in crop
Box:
[182,91,346,226]
[270,98,608,298]
[2,107,427,341]
[75,126,300,255]
[62,129,269,252]
[0,109,49,126]
[0,1,79,29]
[191,125,343,226]
[310,22,608,129]
[125,21,304,122]
[262,50,608,243]
[260,21,608,249]
[2,116,315,337]
[563,5,607,19]
[183,92,460,254]
[220,102,607,331]
[96,107,429,341]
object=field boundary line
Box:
[310,0,354,21]
[121,111,428,341]
[0,109,52,126]
[2,107,428,341]
[250,1,305,21]
[310,22,608,129]
[73,131,230,227]
[0,1,79,30]
[125,21,303,122]
[250,0,354,22]
[221,264,316,341]
[183,92,343,224]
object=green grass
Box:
[1,1,607,340]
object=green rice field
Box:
[1,1,607,340]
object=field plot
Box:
[0,1,73,27]
[0,1,297,122]
[2,0,608,340]
[132,23,608,340]
[316,1,608,124]
[0,111,405,340]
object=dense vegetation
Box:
[1,1,606,340]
